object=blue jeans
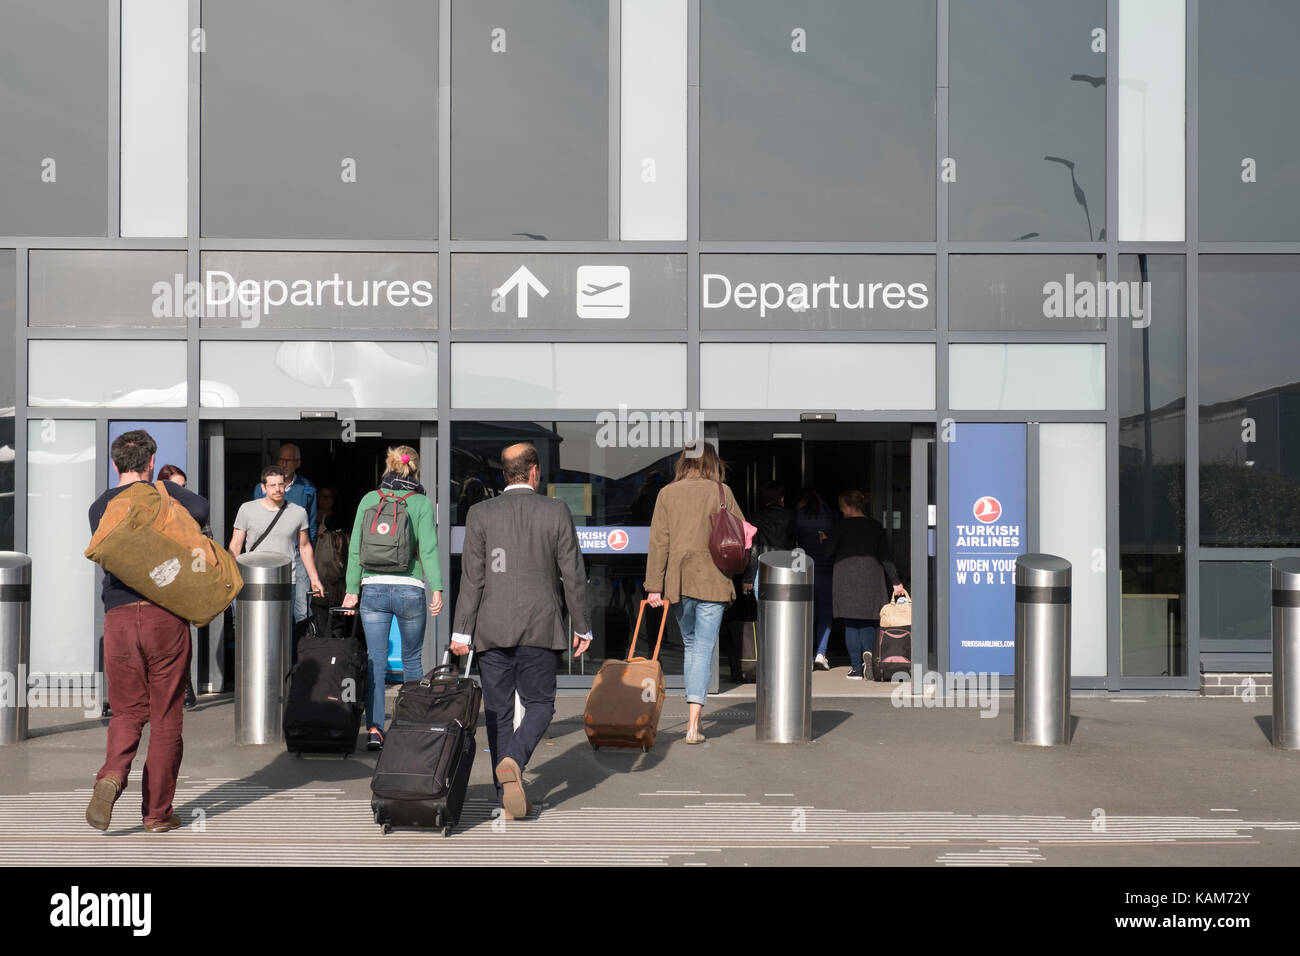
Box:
[812,569,833,658]
[359,582,426,729]
[674,597,725,705]
[844,618,877,673]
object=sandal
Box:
[685,728,706,745]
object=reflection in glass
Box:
[1118,255,1185,676]
[701,0,935,239]
[29,341,187,407]
[452,0,608,239]
[449,421,682,676]
[1198,257,1300,547]
[200,341,437,408]
[452,343,686,410]
[949,0,1107,241]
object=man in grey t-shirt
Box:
[229,466,325,621]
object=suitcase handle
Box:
[423,646,474,685]
[626,599,670,663]
[328,606,361,640]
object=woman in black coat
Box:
[819,490,906,678]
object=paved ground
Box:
[2,675,1297,868]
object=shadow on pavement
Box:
[178,742,378,823]
[1254,714,1274,743]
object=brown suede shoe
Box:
[85,776,122,831]
[143,813,183,833]
[495,757,530,820]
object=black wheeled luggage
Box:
[371,651,480,836]
[283,607,368,756]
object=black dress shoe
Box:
[184,675,197,709]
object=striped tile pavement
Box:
[1,780,1297,866]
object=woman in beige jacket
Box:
[644,443,746,744]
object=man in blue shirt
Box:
[253,442,317,624]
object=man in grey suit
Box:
[450,442,592,820]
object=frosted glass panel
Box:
[29,250,188,328]
[1039,423,1107,676]
[950,345,1105,410]
[27,419,96,673]
[701,343,935,410]
[621,0,687,240]
[1118,0,1185,241]
[29,340,187,407]
[201,341,437,408]
[452,343,686,409]
[121,0,188,237]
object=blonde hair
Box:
[673,442,726,483]
[386,445,419,479]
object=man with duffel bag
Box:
[83,429,236,833]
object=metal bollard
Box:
[1014,554,1072,746]
[0,553,32,745]
[756,550,813,743]
[1272,558,1300,750]
[234,553,292,745]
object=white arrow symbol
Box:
[493,265,549,319]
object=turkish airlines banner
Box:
[948,423,1026,674]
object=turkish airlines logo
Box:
[973,496,1002,523]
[606,529,629,551]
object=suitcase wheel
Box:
[382,823,392,835]
[442,826,451,838]
[591,744,600,751]
[641,746,650,754]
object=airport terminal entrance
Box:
[717,422,934,675]
[198,419,435,692]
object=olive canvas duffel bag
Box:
[85,480,243,626]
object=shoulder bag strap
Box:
[249,501,287,553]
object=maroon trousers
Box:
[97,602,190,826]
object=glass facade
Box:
[949,0,1107,241]
[1198,257,1300,548]
[201,0,438,239]
[451,0,608,239]
[4,2,1296,691]
[700,0,935,240]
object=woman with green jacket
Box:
[342,445,442,750]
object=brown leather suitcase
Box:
[583,599,669,752]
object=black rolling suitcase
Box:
[283,607,368,756]
[371,651,481,837]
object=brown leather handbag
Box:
[583,599,670,752]
[708,481,750,575]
